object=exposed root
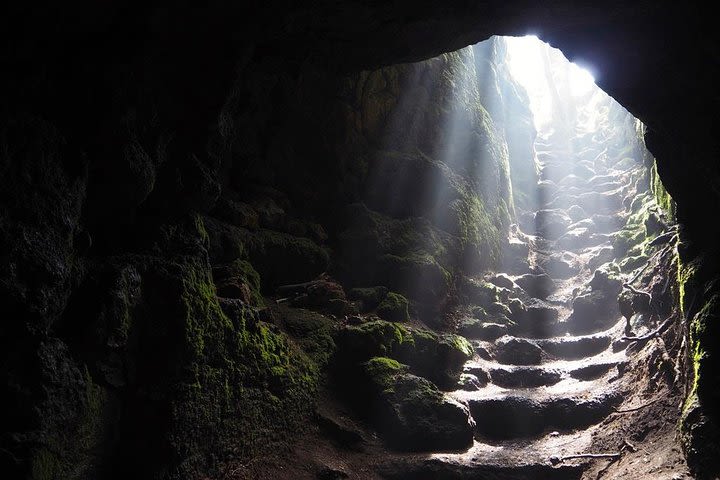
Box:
[612,398,658,414]
[621,314,674,343]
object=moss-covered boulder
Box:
[204,216,329,289]
[348,286,389,312]
[272,305,337,367]
[333,321,472,389]
[361,357,475,451]
[396,328,473,389]
[334,320,411,366]
[376,292,410,322]
[212,259,263,305]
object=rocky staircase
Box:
[383,116,656,478]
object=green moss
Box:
[213,259,264,306]
[162,256,323,474]
[348,286,388,312]
[378,253,452,303]
[683,295,715,414]
[448,193,503,272]
[394,327,473,388]
[363,357,408,392]
[651,159,676,221]
[619,254,649,272]
[193,212,209,246]
[277,306,336,366]
[613,227,645,256]
[377,292,410,322]
[335,320,411,364]
[242,228,330,288]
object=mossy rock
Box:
[613,227,645,257]
[273,305,337,367]
[361,357,474,451]
[376,292,410,322]
[459,278,501,307]
[334,320,411,366]
[396,328,473,389]
[212,259,263,306]
[243,229,330,289]
[204,216,329,289]
[348,286,388,312]
[619,254,649,272]
[377,253,452,303]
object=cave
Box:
[2,3,720,480]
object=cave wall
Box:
[2,2,720,478]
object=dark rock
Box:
[459,319,507,340]
[493,337,544,365]
[487,301,513,317]
[468,391,622,439]
[568,290,621,334]
[348,286,389,312]
[377,292,410,322]
[213,259,263,305]
[458,373,487,391]
[317,467,350,480]
[515,273,555,300]
[489,366,562,388]
[533,209,572,240]
[361,358,475,451]
[396,329,474,389]
[490,273,515,290]
[510,300,559,337]
[212,195,260,229]
[587,246,615,270]
[537,253,578,279]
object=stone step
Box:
[455,382,623,439]
[376,442,590,480]
[379,441,588,479]
[534,333,612,360]
[463,350,626,384]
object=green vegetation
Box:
[651,160,676,221]
[377,291,410,322]
[348,286,388,312]
[363,357,408,392]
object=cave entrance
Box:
[415,36,686,472]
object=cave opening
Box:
[4,6,715,479]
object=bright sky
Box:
[505,35,596,129]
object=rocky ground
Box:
[215,92,692,480]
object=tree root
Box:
[621,314,674,343]
[612,398,658,414]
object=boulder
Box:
[493,337,544,365]
[534,209,572,240]
[377,292,410,322]
[489,273,515,289]
[515,273,555,300]
[348,286,389,312]
[362,358,475,451]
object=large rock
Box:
[533,209,572,240]
[493,336,544,365]
[361,358,475,451]
[515,273,555,300]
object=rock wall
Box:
[0,33,520,479]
